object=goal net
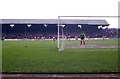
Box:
[57,16,119,51]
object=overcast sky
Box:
[0,0,120,28]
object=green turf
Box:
[64,39,119,47]
[2,39,119,73]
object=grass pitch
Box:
[2,39,119,73]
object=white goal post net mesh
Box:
[57,16,119,51]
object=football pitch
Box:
[2,39,119,73]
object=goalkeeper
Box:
[80,32,86,45]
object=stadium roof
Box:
[1,19,109,26]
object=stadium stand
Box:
[1,19,119,40]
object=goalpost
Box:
[57,16,118,51]
[57,16,66,51]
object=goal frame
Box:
[57,16,119,51]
